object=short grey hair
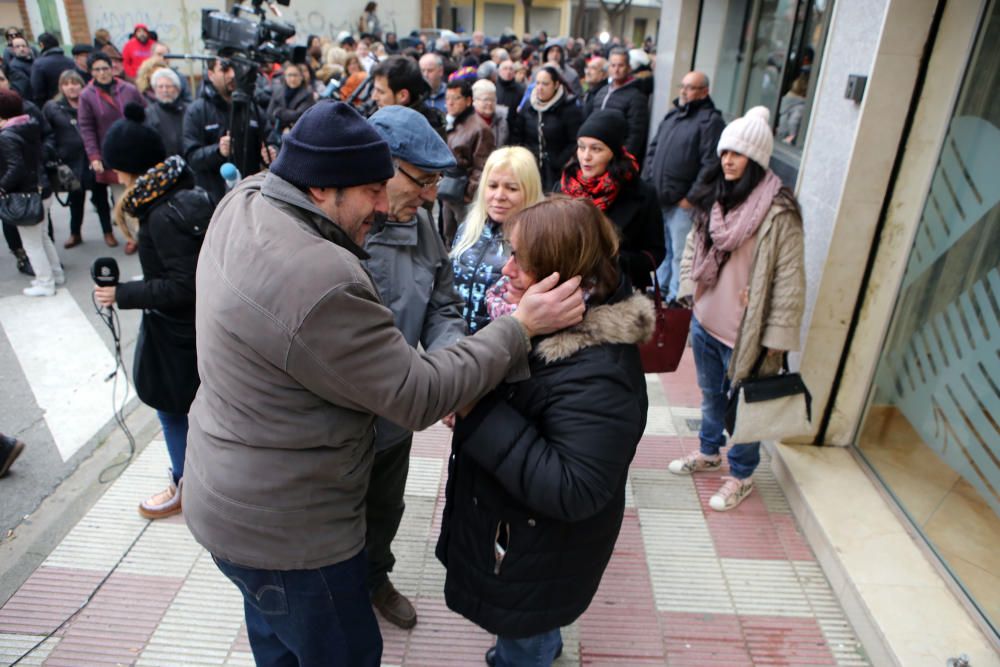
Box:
[472,79,496,98]
[150,67,181,89]
[491,47,510,62]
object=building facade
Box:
[650,0,999,663]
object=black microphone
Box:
[91,257,120,287]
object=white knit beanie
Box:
[717,106,774,168]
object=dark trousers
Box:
[213,551,382,666]
[364,437,412,592]
[68,183,112,236]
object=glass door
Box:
[856,0,1000,639]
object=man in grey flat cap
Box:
[363,105,467,630]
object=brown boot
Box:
[104,233,118,247]
[371,579,417,629]
[64,234,83,249]
[138,477,182,520]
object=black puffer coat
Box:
[495,77,525,114]
[116,168,213,321]
[554,175,664,290]
[31,46,75,107]
[436,286,652,639]
[511,91,583,191]
[0,116,42,195]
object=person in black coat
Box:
[93,103,213,521]
[43,69,114,248]
[183,58,275,204]
[437,196,651,667]
[31,33,75,107]
[144,68,187,157]
[4,36,33,101]
[583,49,650,165]
[556,109,664,290]
[266,62,316,135]
[510,65,583,192]
[495,59,524,112]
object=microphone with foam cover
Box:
[91,256,120,287]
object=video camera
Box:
[201,0,296,65]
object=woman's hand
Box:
[441,413,456,429]
[91,159,104,174]
[766,348,785,357]
[93,285,116,307]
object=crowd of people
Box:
[0,13,806,667]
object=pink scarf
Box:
[690,170,784,288]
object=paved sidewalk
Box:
[0,353,871,666]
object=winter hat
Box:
[71,43,94,56]
[577,109,627,155]
[102,103,167,174]
[369,105,456,172]
[717,106,773,168]
[0,89,24,119]
[270,101,394,189]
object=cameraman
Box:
[182,57,276,204]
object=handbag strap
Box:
[641,250,663,310]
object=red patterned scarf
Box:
[560,150,639,211]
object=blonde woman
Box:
[450,146,542,333]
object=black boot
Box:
[0,433,25,477]
[13,249,34,277]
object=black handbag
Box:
[133,310,200,414]
[0,190,44,226]
[437,169,468,203]
[52,163,81,193]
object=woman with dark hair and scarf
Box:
[668,107,805,512]
[92,102,214,521]
[557,109,663,290]
[510,65,582,191]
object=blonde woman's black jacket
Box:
[436,283,653,638]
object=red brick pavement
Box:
[659,351,702,409]
[0,566,105,636]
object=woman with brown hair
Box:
[437,196,653,667]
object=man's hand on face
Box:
[511,273,585,338]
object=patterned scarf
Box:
[690,169,784,288]
[559,150,639,211]
[121,155,187,217]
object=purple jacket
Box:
[78,79,145,184]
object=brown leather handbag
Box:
[637,251,692,373]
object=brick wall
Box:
[64,0,91,44]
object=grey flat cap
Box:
[368,105,457,172]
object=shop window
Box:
[694,0,832,184]
[857,0,1000,639]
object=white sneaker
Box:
[23,282,56,297]
[709,476,754,511]
[668,450,722,475]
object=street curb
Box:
[0,402,161,606]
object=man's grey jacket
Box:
[364,208,467,452]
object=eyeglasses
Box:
[91,66,111,72]
[678,83,707,90]
[397,165,442,191]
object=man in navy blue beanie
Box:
[185,101,587,665]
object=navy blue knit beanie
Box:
[270,101,394,189]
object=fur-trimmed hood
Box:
[535,292,655,363]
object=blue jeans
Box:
[495,628,562,667]
[213,551,382,667]
[655,204,693,301]
[156,411,187,485]
[690,317,760,479]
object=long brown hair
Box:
[506,195,620,303]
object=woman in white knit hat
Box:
[667,106,806,512]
